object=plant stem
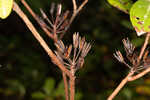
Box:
[137,33,150,62]
[70,76,75,100]
[21,0,54,39]
[128,67,150,81]
[107,71,134,100]
[63,72,69,100]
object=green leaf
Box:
[130,0,150,36]
[32,92,46,99]
[43,78,55,95]
[5,80,26,95]
[54,80,65,97]
[107,0,133,13]
[0,0,13,19]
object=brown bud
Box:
[76,57,84,69]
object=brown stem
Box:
[70,0,88,25]
[128,67,150,81]
[70,76,75,100]
[63,72,69,100]
[21,1,69,99]
[21,0,54,39]
[137,33,150,62]
[13,1,73,78]
[107,71,134,100]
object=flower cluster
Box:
[54,33,91,75]
[114,38,150,72]
[39,3,70,35]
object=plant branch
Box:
[13,1,73,78]
[63,72,69,100]
[70,0,88,25]
[107,71,134,100]
[21,0,54,40]
[108,32,150,100]
[128,67,150,81]
[21,1,69,99]
[137,32,150,62]
[70,76,75,100]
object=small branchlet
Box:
[114,38,150,72]
[54,32,91,75]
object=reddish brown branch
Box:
[13,1,72,78]
[70,0,88,25]
[14,1,88,100]
[108,33,150,100]
[63,73,69,100]
[21,0,54,40]
[21,1,69,99]
[70,76,75,100]
[128,67,150,81]
[138,33,150,62]
[107,71,134,100]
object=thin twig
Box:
[69,0,88,25]
[128,67,150,81]
[108,33,150,100]
[21,0,54,39]
[137,33,150,62]
[13,1,73,78]
[107,71,134,100]
[72,0,77,12]
[60,0,88,39]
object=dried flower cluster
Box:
[114,38,150,72]
[39,3,70,37]
[54,33,91,75]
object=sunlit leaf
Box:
[107,0,133,13]
[130,0,150,36]
[0,0,13,19]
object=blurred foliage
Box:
[0,0,150,100]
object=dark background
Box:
[0,0,150,100]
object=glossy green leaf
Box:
[107,0,133,13]
[0,0,13,19]
[130,0,150,36]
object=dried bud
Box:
[73,33,79,49]
[64,45,72,59]
[50,3,55,15]
[79,37,85,50]
[62,10,69,20]
[122,38,135,56]
[55,40,65,53]
[40,8,47,19]
[81,42,91,57]
[76,57,85,69]
[113,51,124,63]
[57,4,62,16]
